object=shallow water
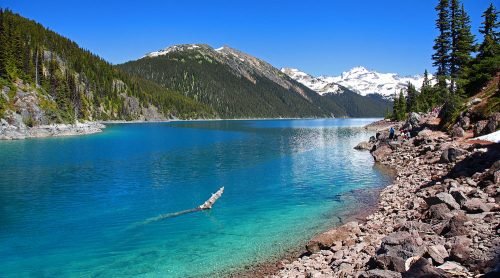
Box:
[0,119,391,277]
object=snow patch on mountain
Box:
[281,68,344,95]
[144,44,202,58]
[282,67,433,99]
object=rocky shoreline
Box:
[0,120,105,140]
[271,114,499,277]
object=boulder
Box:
[306,221,360,253]
[407,112,421,129]
[428,204,453,220]
[449,190,468,206]
[427,244,449,264]
[474,120,488,137]
[486,112,500,133]
[355,141,373,151]
[459,116,471,130]
[469,98,481,105]
[358,269,402,278]
[449,236,472,263]
[374,232,426,272]
[425,192,461,210]
[463,198,490,213]
[399,221,435,235]
[440,147,465,163]
[450,127,465,138]
[372,144,393,162]
[442,212,469,237]
[402,258,449,278]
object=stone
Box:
[469,98,481,105]
[428,204,452,220]
[450,127,465,138]
[399,221,435,235]
[442,212,469,237]
[449,236,472,263]
[449,190,468,206]
[425,192,461,210]
[474,120,488,137]
[427,244,449,264]
[486,112,500,134]
[355,141,373,151]
[358,269,402,278]
[440,147,464,163]
[401,258,449,278]
[306,222,360,253]
[437,261,466,272]
[407,112,421,128]
[463,198,490,213]
[459,116,471,130]
[372,144,393,162]
[374,232,426,272]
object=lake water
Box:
[0,119,391,277]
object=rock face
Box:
[273,113,500,278]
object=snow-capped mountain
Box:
[282,67,432,99]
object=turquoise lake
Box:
[0,119,392,277]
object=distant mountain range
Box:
[118,44,392,118]
[282,67,430,99]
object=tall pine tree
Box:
[467,3,499,94]
[478,3,499,59]
[433,0,451,90]
[450,1,475,94]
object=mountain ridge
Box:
[119,43,392,118]
[282,66,432,99]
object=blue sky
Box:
[1,0,494,76]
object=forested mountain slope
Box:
[0,9,214,126]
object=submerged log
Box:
[199,187,224,210]
[136,186,225,226]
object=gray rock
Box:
[486,112,500,134]
[451,127,465,138]
[355,141,373,151]
[407,112,421,129]
[440,147,465,163]
[450,190,468,206]
[442,212,469,237]
[402,258,449,278]
[474,120,488,137]
[427,244,449,264]
[425,192,461,210]
[428,204,453,220]
[375,232,426,272]
[469,98,481,105]
[449,236,472,263]
[358,269,402,278]
[459,116,471,130]
[463,198,490,213]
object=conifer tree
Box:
[392,91,400,121]
[406,82,419,112]
[478,3,499,59]
[450,1,475,94]
[432,0,451,90]
[467,3,499,93]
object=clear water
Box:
[0,119,391,277]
